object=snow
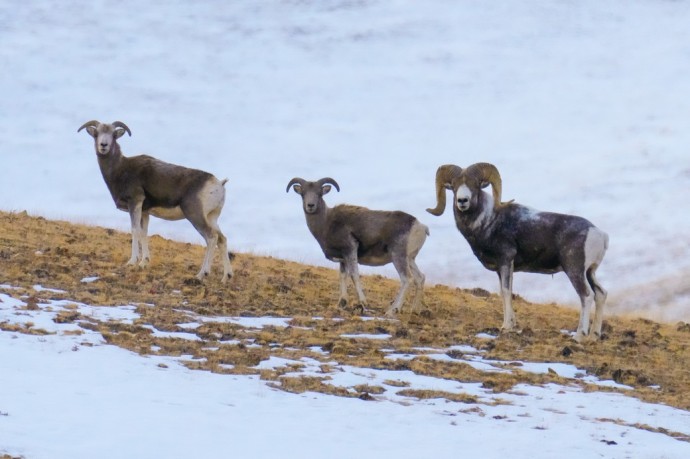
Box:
[2,1,690,457]
[31,285,66,294]
[79,276,100,283]
[2,291,690,458]
[340,333,392,340]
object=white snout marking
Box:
[455,184,471,211]
[96,133,113,154]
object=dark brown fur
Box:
[318,205,416,266]
[98,150,215,214]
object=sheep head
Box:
[286,177,340,214]
[427,162,503,216]
[462,162,503,210]
[78,120,131,156]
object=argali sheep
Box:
[427,163,608,342]
[287,177,429,316]
[77,120,233,283]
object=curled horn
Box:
[286,177,307,193]
[111,121,132,137]
[465,162,503,209]
[316,177,340,192]
[426,164,463,216]
[77,120,100,133]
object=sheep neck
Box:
[304,203,330,244]
[454,191,495,236]
[96,143,124,177]
[96,142,127,203]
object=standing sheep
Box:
[427,163,608,341]
[287,177,429,316]
[78,120,233,283]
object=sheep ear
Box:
[114,128,127,139]
[322,185,332,195]
[85,126,97,138]
[292,184,302,194]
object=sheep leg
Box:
[196,228,218,281]
[406,222,428,313]
[575,294,594,343]
[344,254,367,311]
[587,266,607,339]
[138,212,150,268]
[408,258,425,313]
[183,204,218,281]
[126,200,145,266]
[208,209,233,283]
[565,268,593,342]
[187,182,232,282]
[338,262,349,308]
[497,263,516,331]
[585,229,608,339]
[387,254,411,317]
[216,229,233,283]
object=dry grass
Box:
[1,210,690,411]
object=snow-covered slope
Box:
[2,288,689,459]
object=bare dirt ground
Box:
[1,210,689,412]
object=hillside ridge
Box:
[1,210,689,411]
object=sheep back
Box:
[457,202,597,274]
[320,205,417,264]
[102,155,216,211]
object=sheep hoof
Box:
[351,303,365,315]
[582,332,601,343]
[125,259,138,267]
[337,298,348,309]
[500,325,517,335]
[572,330,590,343]
[385,308,399,318]
[138,258,150,268]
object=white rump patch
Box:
[198,179,226,215]
[584,227,608,268]
[406,221,429,255]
